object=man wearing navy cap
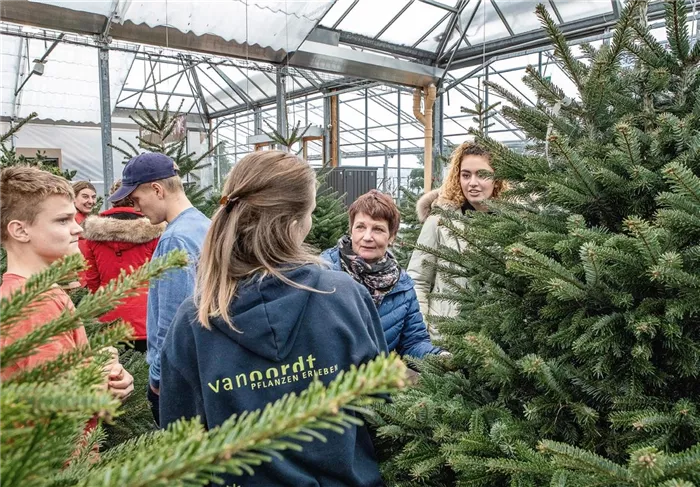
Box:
[110,152,211,425]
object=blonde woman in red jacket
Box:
[82,181,165,351]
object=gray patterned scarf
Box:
[337,235,400,307]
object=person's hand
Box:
[405,368,420,386]
[107,363,134,401]
[150,384,160,395]
[439,351,452,357]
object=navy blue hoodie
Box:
[159,264,388,486]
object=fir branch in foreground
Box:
[1,251,188,369]
[84,354,407,487]
[0,253,85,333]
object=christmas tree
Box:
[111,100,220,215]
[375,0,700,485]
[1,251,407,486]
[306,167,349,252]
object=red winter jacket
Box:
[82,207,165,340]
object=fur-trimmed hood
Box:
[83,210,165,244]
[416,188,462,223]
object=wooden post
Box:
[330,92,339,168]
[413,84,437,193]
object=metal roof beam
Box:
[294,69,322,89]
[208,77,366,119]
[209,85,320,119]
[313,27,435,62]
[233,65,269,98]
[436,0,471,59]
[489,0,515,37]
[184,58,210,120]
[443,0,481,60]
[15,33,64,97]
[118,62,199,104]
[121,88,194,97]
[548,0,564,24]
[291,39,443,87]
[209,63,256,108]
[11,37,27,119]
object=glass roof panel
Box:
[205,96,227,113]
[197,66,244,105]
[460,0,511,45]
[553,0,613,22]
[367,126,397,141]
[399,125,423,140]
[319,0,358,28]
[335,0,408,38]
[443,117,474,136]
[498,0,560,34]
[413,14,451,51]
[379,1,448,47]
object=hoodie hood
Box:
[210,265,321,362]
[416,188,462,223]
[83,209,165,244]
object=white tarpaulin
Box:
[1,37,135,123]
[29,0,334,53]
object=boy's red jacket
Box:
[81,207,165,340]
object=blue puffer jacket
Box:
[322,247,441,358]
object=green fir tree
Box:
[375,1,700,485]
[306,168,349,251]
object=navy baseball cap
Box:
[109,152,178,202]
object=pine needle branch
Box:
[1,252,188,369]
[1,253,85,333]
[666,0,690,62]
[84,354,407,487]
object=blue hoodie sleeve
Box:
[160,301,207,429]
[396,287,442,358]
[149,237,199,389]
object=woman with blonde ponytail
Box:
[159,150,388,486]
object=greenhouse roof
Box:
[0,0,687,124]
